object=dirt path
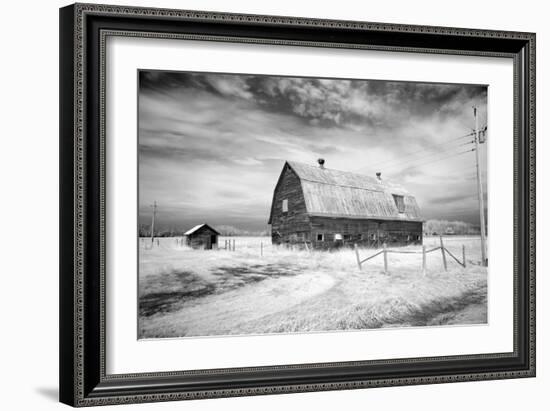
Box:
[139,271,336,338]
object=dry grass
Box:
[138,236,487,339]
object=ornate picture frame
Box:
[59,3,535,407]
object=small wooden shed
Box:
[184,224,220,250]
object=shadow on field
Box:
[139,271,215,317]
[354,287,487,329]
[212,263,301,288]
[139,263,301,317]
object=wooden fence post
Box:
[232,239,235,252]
[439,236,447,271]
[462,244,466,268]
[422,245,426,276]
[260,242,263,257]
[383,243,388,274]
[354,244,362,270]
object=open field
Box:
[138,236,487,338]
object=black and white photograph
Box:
[137,70,488,339]
[50,1,538,408]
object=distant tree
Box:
[138,224,150,237]
[424,219,480,235]
[214,225,270,237]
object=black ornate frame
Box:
[59,3,536,407]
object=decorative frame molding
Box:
[60,3,535,407]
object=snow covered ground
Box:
[138,236,487,338]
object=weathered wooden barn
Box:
[184,224,220,250]
[268,160,423,248]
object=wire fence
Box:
[141,236,475,271]
[354,235,467,275]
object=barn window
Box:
[316,233,324,242]
[358,234,363,240]
[282,199,288,213]
[343,234,351,241]
[392,194,405,213]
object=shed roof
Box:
[184,223,220,236]
[269,161,422,223]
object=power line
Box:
[384,146,475,172]
[424,170,478,181]
[385,148,475,174]
[473,106,488,266]
[458,139,475,147]
[361,131,475,171]
[150,201,157,243]
[382,144,474,172]
[365,138,470,171]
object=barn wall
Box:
[309,217,423,249]
[270,165,310,244]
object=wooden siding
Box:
[185,226,219,250]
[270,164,310,245]
[309,217,422,249]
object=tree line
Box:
[138,224,269,237]
[423,219,481,235]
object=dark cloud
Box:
[140,71,486,130]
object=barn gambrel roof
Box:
[268,161,422,223]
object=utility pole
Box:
[150,201,157,243]
[473,107,487,266]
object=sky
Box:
[138,70,488,233]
